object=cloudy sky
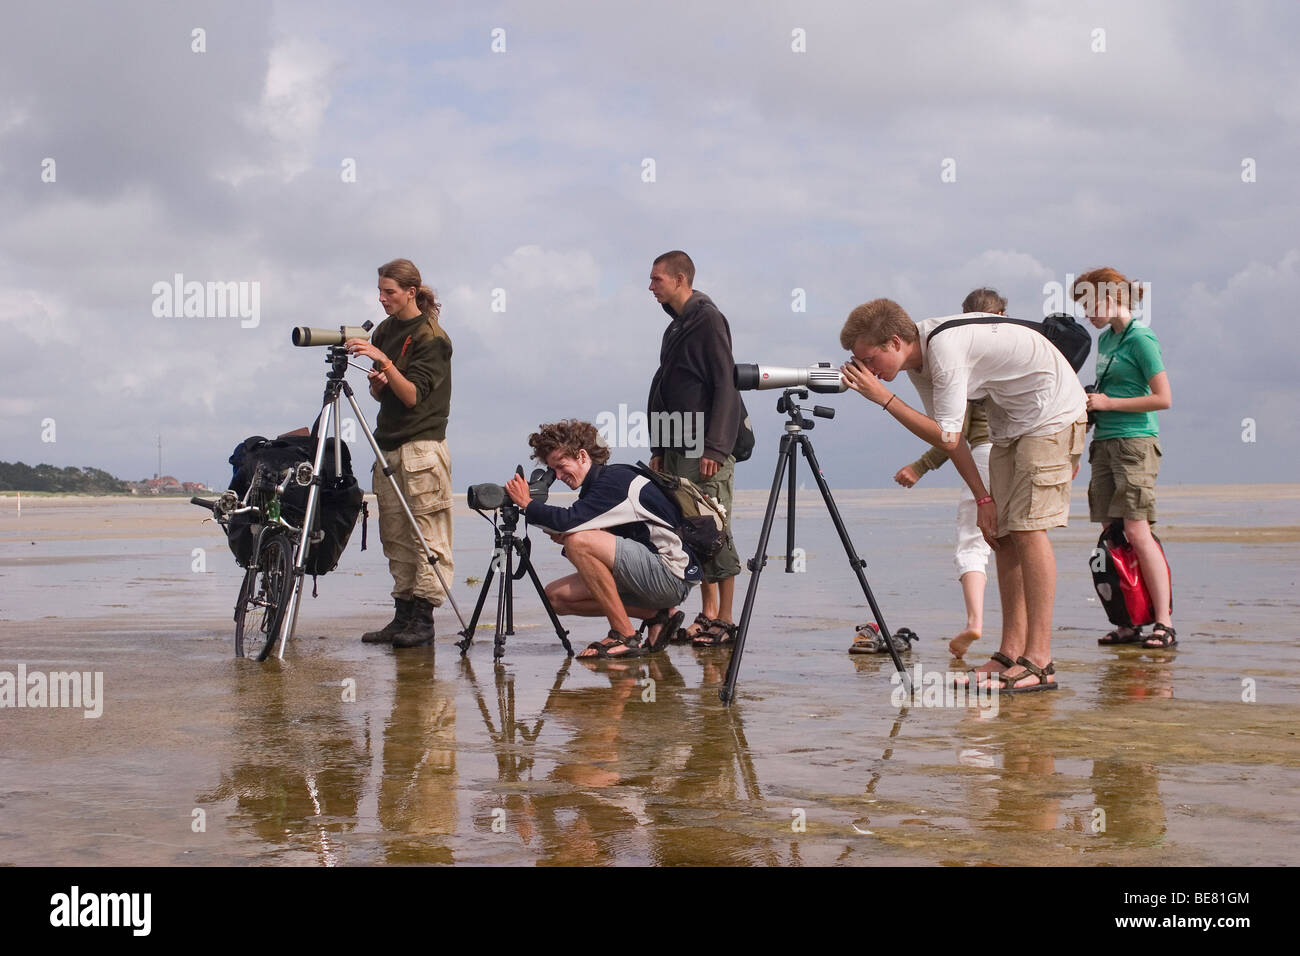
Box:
[2,0,1296,491]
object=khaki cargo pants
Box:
[373,439,454,604]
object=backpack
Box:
[926,313,1092,372]
[1090,524,1172,628]
[226,433,366,577]
[634,461,728,562]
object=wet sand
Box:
[1,487,1298,866]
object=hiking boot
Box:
[362,597,413,644]
[392,596,436,648]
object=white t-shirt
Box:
[906,314,1087,445]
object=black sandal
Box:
[674,612,711,644]
[580,630,644,659]
[1143,623,1177,648]
[691,618,737,647]
[1099,626,1144,645]
[640,609,684,654]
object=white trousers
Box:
[954,442,993,578]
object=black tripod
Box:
[456,502,573,660]
[720,388,907,704]
[277,341,468,657]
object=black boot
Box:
[362,597,413,644]
[392,596,436,648]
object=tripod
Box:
[275,342,468,658]
[720,387,907,704]
[456,501,573,659]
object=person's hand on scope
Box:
[505,472,531,509]
[345,338,389,367]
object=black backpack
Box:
[225,434,366,576]
[926,313,1092,372]
[633,461,727,562]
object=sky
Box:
[1,0,1297,491]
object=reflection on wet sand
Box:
[378,651,456,863]
[4,489,1298,866]
[199,661,368,865]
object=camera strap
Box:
[1094,318,1136,396]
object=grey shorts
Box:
[613,537,693,610]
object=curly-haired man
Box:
[505,419,700,659]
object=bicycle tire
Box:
[232,567,257,658]
[234,533,295,661]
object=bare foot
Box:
[949,628,980,659]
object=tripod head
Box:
[777,387,836,432]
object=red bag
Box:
[1090,525,1172,628]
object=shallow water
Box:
[1,486,1297,866]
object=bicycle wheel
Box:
[232,567,257,658]
[234,533,295,661]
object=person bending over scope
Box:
[505,419,700,659]
[880,287,1005,660]
[840,299,1087,693]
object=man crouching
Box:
[505,419,700,659]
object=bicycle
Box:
[192,462,308,660]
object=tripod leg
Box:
[504,539,515,636]
[720,435,796,704]
[518,547,573,655]
[277,401,333,659]
[786,444,797,573]
[456,555,500,653]
[492,547,510,660]
[796,435,907,678]
[342,387,468,631]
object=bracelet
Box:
[976,495,994,506]
[882,394,897,412]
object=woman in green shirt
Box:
[1073,268,1175,648]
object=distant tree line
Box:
[0,462,129,493]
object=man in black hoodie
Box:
[646,250,745,646]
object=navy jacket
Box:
[524,463,701,582]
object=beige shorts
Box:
[1088,436,1161,524]
[989,418,1086,535]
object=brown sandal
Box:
[953,651,1016,688]
[993,656,1059,693]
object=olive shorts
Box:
[661,449,742,582]
[989,418,1086,535]
[1088,436,1162,524]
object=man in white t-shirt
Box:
[839,299,1087,693]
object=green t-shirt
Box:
[1093,321,1164,440]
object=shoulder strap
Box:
[926,316,1044,344]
